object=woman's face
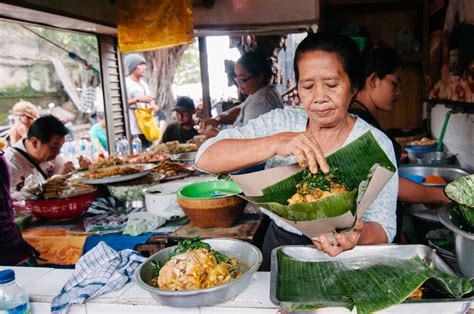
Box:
[372,68,402,112]
[234,63,264,96]
[297,51,355,128]
[13,111,34,126]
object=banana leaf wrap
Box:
[276,250,472,314]
[444,174,474,228]
[241,131,395,221]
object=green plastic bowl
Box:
[177,180,242,199]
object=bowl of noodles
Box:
[135,238,262,307]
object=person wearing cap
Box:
[160,96,198,144]
[124,53,159,149]
[9,100,40,145]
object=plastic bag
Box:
[134,108,161,141]
[123,212,166,236]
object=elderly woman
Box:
[200,51,284,137]
[9,101,40,145]
[196,33,398,269]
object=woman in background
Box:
[9,100,40,145]
[200,51,284,138]
[350,47,448,205]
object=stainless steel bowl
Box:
[399,165,469,187]
[438,203,474,279]
[135,238,262,307]
[415,151,456,165]
[399,165,470,223]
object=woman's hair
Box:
[12,100,39,120]
[294,33,362,90]
[360,47,401,89]
[237,51,273,85]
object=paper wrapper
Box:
[231,164,394,238]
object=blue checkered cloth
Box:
[51,241,146,314]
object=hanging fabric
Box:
[116,0,194,52]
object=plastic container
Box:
[405,144,437,163]
[0,269,31,314]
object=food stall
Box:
[0,0,473,313]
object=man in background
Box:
[5,115,89,195]
[124,53,158,149]
[161,96,198,144]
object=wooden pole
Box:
[198,37,211,119]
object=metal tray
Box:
[270,244,473,313]
[77,164,154,185]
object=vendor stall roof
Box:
[0,0,319,36]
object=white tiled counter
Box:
[1,266,472,314]
[0,266,276,314]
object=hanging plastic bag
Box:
[134,108,160,141]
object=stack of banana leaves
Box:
[241,131,396,222]
[445,174,474,229]
[276,249,472,313]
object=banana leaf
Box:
[241,131,395,221]
[444,174,474,228]
[276,250,472,314]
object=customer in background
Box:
[161,96,198,144]
[89,111,107,152]
[199,51,284,138]
[350,47,449,204]
[124,53,159,149]
[0,139,39,266]
[5,115,90,195]
[9,101,40,145]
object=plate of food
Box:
[149,141,197,154]
[127,151,170,164]
[136,237,262,307]
[152,160,195,181]
[78,163,155,184]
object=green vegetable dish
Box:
[242,132,395,222]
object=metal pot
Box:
[415,151,456,165]
[438,203,474,279]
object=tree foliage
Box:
[174,40,200,85]
[34,27,100,71]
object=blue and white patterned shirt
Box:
[196,108,399,242]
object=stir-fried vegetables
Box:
[288,168,349,205]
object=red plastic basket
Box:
[25,191,98,220]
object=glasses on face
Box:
[14,113,31,119]
[234,75,254,85]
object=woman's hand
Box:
[272,131,329,174]
[311,219,364,256]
